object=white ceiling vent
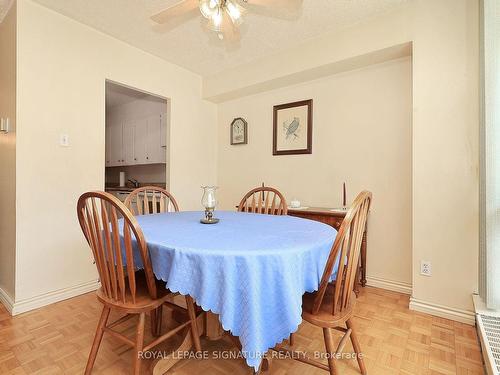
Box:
[478,314,500,375]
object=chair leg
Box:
[133,313,146,375]
[85,306,111,375]
[150,306,163,337]
[185,296,202,352]
[346,319,367,375]
[323,328,338,375]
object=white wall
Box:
[14,0,217,303]
[207,0,480,318]
[217,58,412,288]
[0,0,16,302]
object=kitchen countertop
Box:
[105,183,166,192]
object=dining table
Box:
[126,210,337,374]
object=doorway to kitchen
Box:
[104,81,169,202]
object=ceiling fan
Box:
[151,0,303,41]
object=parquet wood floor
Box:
[0,287,485,374]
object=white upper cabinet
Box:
[160,113,167,149]
[105,125,111,166]
[146,115,162,164]
[122,121,136,165]
[105,113,167,167]
[107,120,123,167]
[134,118,148,164]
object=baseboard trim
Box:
[409,297,475,325]
[0,287,15,314]
[11,280,100,316]
[365,276,412,294]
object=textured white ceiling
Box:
[32,0,409,76]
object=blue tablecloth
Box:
[131,211,336,370]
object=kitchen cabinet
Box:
[122,121,135,165]
[160,114,167,148]
[107,121,123,166]
[147,115,163,163]
[105,113,166,167]
[133,118,148,164]
[105,126,111,166]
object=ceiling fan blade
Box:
[238,0,303,20]
[222,16,241,44]
[243,0,302,6]
[151,0,199,24]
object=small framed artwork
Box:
[230,117,248,145]
[273,99,313,155]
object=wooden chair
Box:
[274,191,372,375]
[238,186,287,215]
[125,186,179,335]
[77,191,201,375]
[124,186,179,215]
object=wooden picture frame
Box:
[230,117,248,145]
[273,99,313,155]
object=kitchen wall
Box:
[208,0,480,321]
[105,164,166,186]
[0,0,16,304]
[106,94,167,124]
[217,57,412,289]
[13,0,217,306]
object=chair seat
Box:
[302,285,356,328]
[96,271,172,313]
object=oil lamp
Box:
[200,186,219,224]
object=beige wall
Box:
[14,0,217,302]
[217,58,412,287]
[0,0,16,301]
[209,0,480,316]
[410,0,478,316]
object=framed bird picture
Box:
[273,99,313,155]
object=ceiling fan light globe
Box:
[226,0,242,22]
[199,0,217,19]
[210,10,223,30]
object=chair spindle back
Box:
[238,186,288,215]
[312,191,372,316]
[77,191,158,304]
[125,186,179,216]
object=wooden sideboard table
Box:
[287,207,368,292]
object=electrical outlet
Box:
[59,134,69,147]
[420,260,432,276]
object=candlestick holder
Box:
[342,182,347,210]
